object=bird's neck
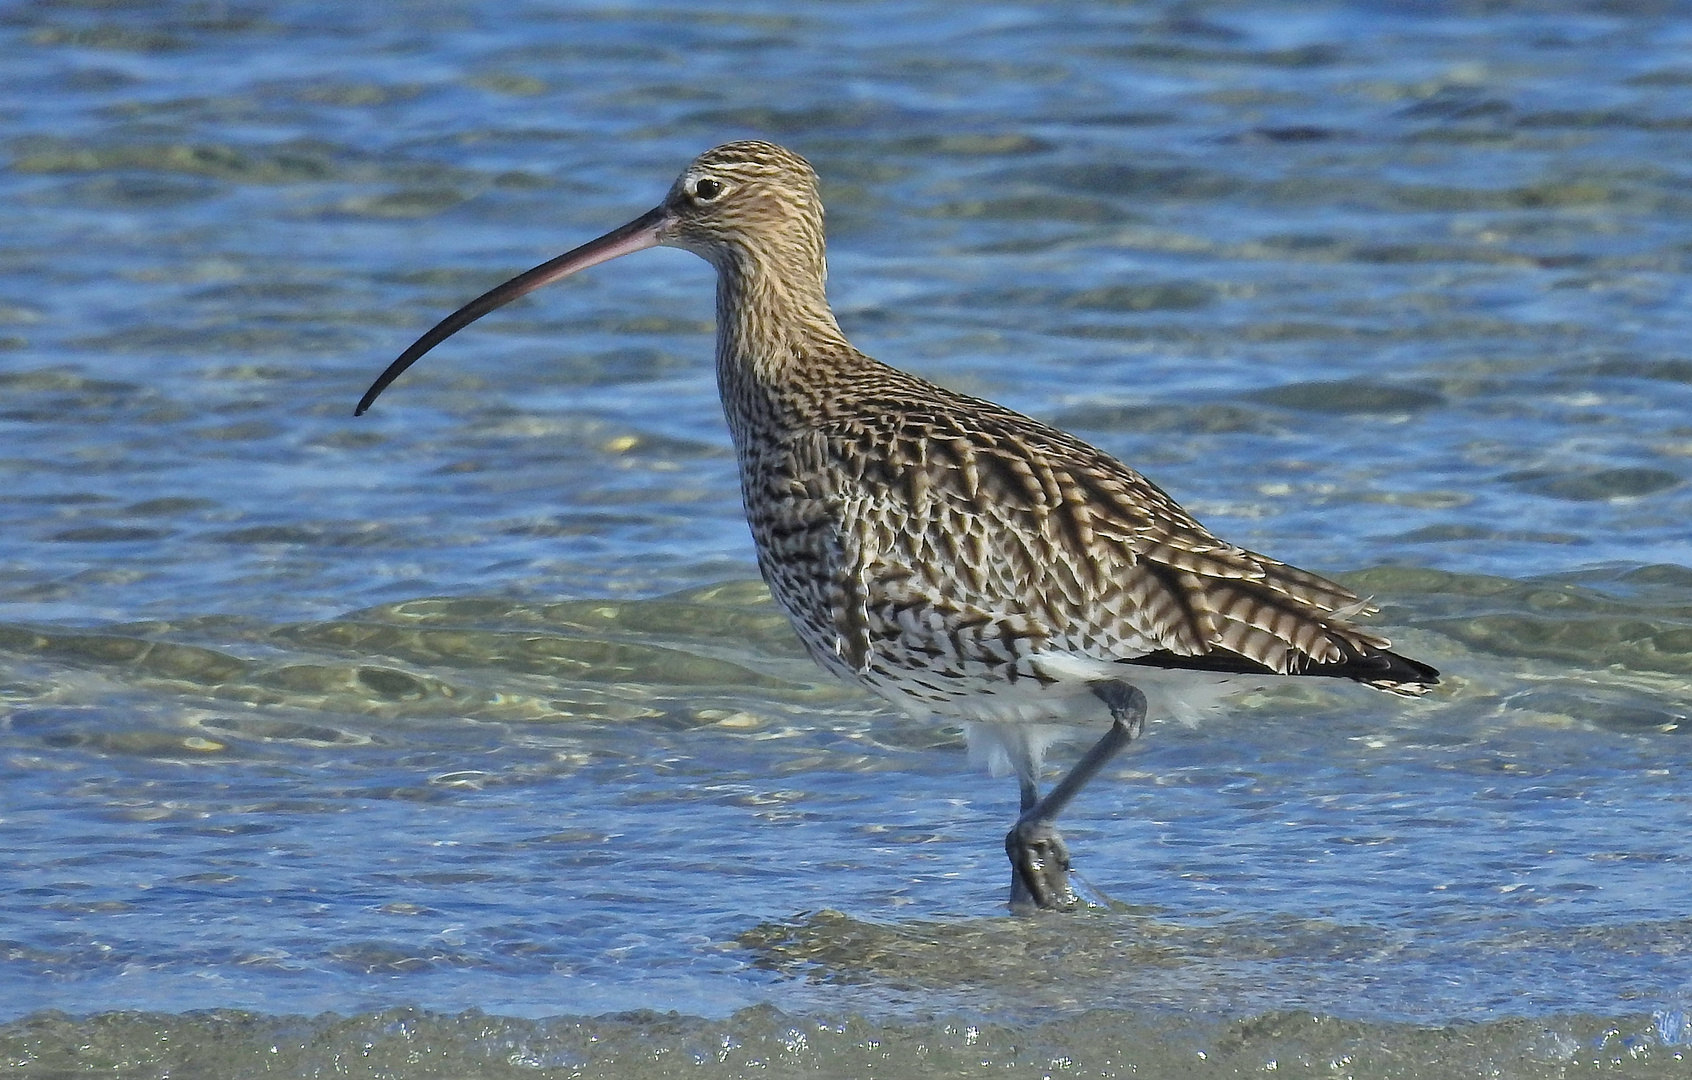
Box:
[712,250,852,447]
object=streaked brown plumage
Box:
[358,140,1439,911]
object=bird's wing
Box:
[819,381,1408,681]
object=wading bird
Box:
[357,141,1439,911]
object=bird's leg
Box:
[1008,770,1045,910]
[1006,680,1148,912]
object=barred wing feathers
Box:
[816,375,1439,696]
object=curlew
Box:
[357,141,1439,911]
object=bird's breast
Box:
[730,425,1175,713]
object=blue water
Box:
[4,1,1692,1075]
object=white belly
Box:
[852,648,1269,779]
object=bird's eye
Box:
[693,178,724,201]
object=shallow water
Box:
[4,0,1692,1075]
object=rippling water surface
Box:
[5,1,1692,1075]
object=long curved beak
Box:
[355,205,672,415]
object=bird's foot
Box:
[1006,819,1077,912]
